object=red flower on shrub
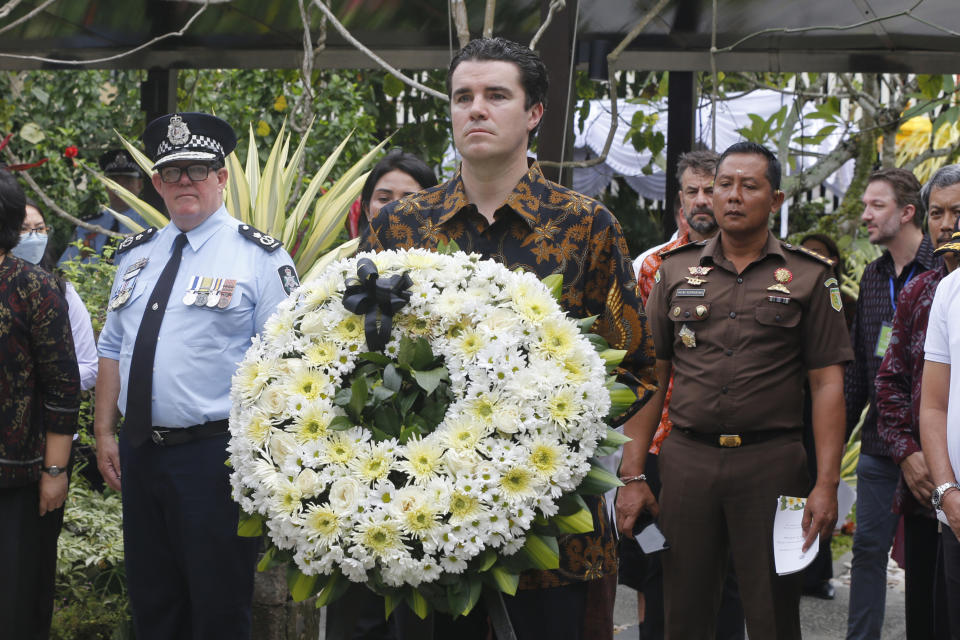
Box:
[63,145,79,158]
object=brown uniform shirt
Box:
[647,231,853,434]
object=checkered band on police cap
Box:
[142,112,237,170]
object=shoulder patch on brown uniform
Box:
[659,240,704,259]
[783,241,833,266]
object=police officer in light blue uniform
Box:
[58,149,149,265]
[93,112,298,640]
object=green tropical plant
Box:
[87,124,390,281]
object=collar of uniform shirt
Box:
[693,229,786,270]
[169,205,230,253]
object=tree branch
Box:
[781,136,858,198]
[483,0,496,39]
[0,1,209,64]
[450,0,471,49]
[539,0,671,169]
[530,0,565,50]
[4,148,124,238]
[0,0,56,37]
[310,0,448,102]
[902,145,957,172]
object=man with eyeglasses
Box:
[93,112,298,640]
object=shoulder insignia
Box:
[659,240,704,259]
[784,242,833,266]
[115,227,158,255]
[238,224,282,252]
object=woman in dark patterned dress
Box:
[0,168,80,639]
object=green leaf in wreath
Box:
[349,376,369,417]
[607,382,638,418]
[436,239,462,255]
[256,546,276,572]
[360,352,392,365]
[287,567,319,602]
[577,315,598,333]
[237,511,264,537]
[411,366,447,395]
[541,273,563,301]
[577,461,625,495]
[419,395,448,427]
[315,570,350,608]
[477,549,498,572]
[398,391,418,419]
[384,591,401,618]
[383,363,403,392]
[598,348,627,372]
[587,333,610,352]
[329,415,354,431]
[411,337,435,371]
[599,426,631,448]
[487,565,519,596]
[372,384,397,403]
[397,336,416,368]
[553,507,595,534]
[373,405,402,436]
[406,589,430,619]
[556,492,590,516]
[333,388,353,408]
[521,533,560,569]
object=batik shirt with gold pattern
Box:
[361,163,658,588]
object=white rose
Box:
[269,430,298,463]
[296,468,323,498]
[329,477,363,513]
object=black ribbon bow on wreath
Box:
[342,258,413,352]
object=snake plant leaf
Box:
[245,124,261,210]
[115,130,155,176]
[88,169,168,229]
[301,238,360,283]
[281,132,353,248]
[225,149,251,222]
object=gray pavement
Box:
[612,550,908,639]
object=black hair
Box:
[447,37,549,139]
[0,169,26,253]
[716,141,782,192]
[361,149,438,211]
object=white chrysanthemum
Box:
[533,316,581,359]
[397,436,445,483]
[302,339,341,369]
[353,515,405,560]
[349,441,396,483]
[439,416,488,453]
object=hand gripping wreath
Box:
[228,248,632,618]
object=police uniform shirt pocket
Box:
[754,301,801,328]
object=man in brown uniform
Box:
[628,142,852,638]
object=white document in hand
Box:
[773,495,818,576]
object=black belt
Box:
[675,426,801,448]
[150,419,229,447]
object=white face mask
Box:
[12,233,48,264]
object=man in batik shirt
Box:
[361,37,657,640]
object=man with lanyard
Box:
[93,112,298,639]
[361,37,657,639]
[58,149,148,264]
[845,167,937,640]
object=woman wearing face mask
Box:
[0,169,80,639]
[13,199,98,390]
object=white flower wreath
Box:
[228,248,629,612]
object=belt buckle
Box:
[151,429,168,446]
[718,434,742,448]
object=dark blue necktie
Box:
[124,232,188,446]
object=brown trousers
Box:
[658,430,809,640]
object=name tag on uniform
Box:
[676,288,706,297]
[875,321,893,358]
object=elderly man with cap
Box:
[58,149,148,264]
[93,112,298,640]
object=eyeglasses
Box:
[158,164,218,183]
[21,225,48,236]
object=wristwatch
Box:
[42,465,67,477]
[931,482,960,510]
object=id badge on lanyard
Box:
[876,265,917,358]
